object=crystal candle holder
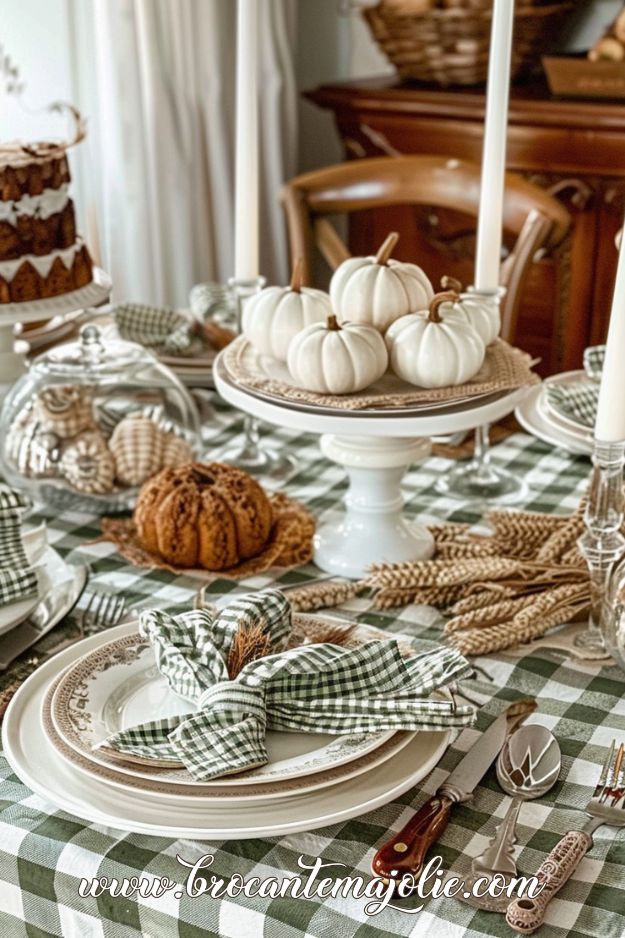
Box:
[577,439,625,656]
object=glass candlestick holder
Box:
[576,439,625,657]
[217,276,297,482]
[436,286,527,503]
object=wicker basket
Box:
[363,0,574,87]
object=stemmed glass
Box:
[217,276,297,481]
[435,286,527,503]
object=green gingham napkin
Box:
[100,589,475,781]
[113,303,197,355]
[0,485,38,608]
[544,344,605,429]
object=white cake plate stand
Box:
[214,356,531,579]
[0,268,112,390]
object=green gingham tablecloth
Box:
[1,397,624,938]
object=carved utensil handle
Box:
[505,829,593,934]
[371,795,453,880]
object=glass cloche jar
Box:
[0,324,201,513]
[603,557,625,672]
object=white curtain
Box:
[67,0,297,306]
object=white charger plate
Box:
[3,628,450,839]
[515,385,593,456]
[49,624,396,786]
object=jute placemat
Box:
[100,492,315,579]
[222,335,540,412]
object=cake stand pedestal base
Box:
[313,435,435,579]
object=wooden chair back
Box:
[280,155,570,343]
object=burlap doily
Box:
[222,336,540,412]
[100,492,315,579]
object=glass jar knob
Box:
[79,321,105,366]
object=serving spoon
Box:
[459,723,561,913]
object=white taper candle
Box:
[595,212,625,442]
[234,0,259,281]
[474,0,515,292]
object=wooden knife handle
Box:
[505,829,593,934]
[371,795,453,880]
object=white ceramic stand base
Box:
[214,354,533,578]
[314,435,434,578]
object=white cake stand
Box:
[214,355,531,578]
[0,268,112,389]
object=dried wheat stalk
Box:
[286,579,365,612]
[428,522,472,542]
[447,599,589,656]
[367,557,522,590]
[227,625,272,678]
[373,584,466,610]
[450,584,517,614]
[434,540,497,560]
[444,593,540,634]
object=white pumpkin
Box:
[242,259,332,361]
[438,275,501,346]
[329,232,434,333]
[287,315,388,395]
[385,291,486,389]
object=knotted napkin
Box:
[114,303,197,354]
[0,485,38,608]
[544,344,604,429]
[100,589,475,781]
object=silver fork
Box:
[80,590,128,637]
[506,740,625,933]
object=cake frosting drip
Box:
[0,184,69,224]
[0,237,86,281]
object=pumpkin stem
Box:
[326,314,341,331]
[375,231,400,266]
[428,291,459,324]
[441,275,463,293]
[290,257,304,293]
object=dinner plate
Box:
[49,626,396,786]
[3,629,450,838]
[515,385,593,456]
[543,369,596,432]
[43,670,415,802]
[536,388,593,443]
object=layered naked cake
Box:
[0,142,93,304]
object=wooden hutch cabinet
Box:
[306,77,625,375]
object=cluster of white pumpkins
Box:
[242,232,500,396]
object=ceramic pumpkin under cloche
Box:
[287,314,388,395]
[0,323,200,512]
[329,232,434,333]
[242,259,332,361]
[385,290,485,389]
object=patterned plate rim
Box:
[47,615,407,788]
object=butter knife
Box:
[371,698,536,881]
[0,565,88,671]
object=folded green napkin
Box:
[544,344,604,429]
[0,485,38,609]
[100,589,475,781]
[113,303,197,355]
